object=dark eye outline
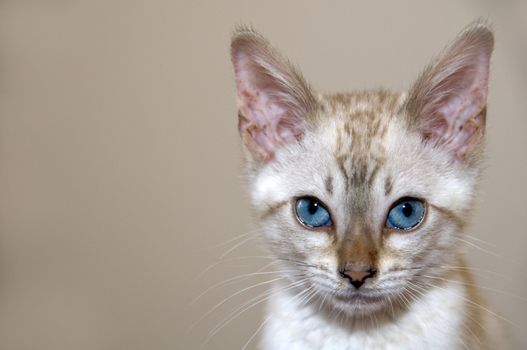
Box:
[293,196,334,231]
[384,197,427,232]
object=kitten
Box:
[230,21,503,349]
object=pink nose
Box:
[339,268,376,289]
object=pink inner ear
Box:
[421,53,490,160]
[237,77,300,159]
[438,63,488,158]
[438,87,486,158]
[408,24,494,162]
[233,50,307,161]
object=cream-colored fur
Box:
[230,21,503,349]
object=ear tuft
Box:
[231,27,316,162]
[405,21,494,162]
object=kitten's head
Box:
[231,23,493,317]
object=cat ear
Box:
[231,28,317,162]
[405,22,494,162]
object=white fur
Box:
[262,279,468,350]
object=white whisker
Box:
[195,229,259,253]
[202,279,310,348]
[454,237,501,258]
[242,315,271,350]
[190,269,298,305]
[420,274,527,302]
[219,235,259,259]
[187,276,285,333]
[418,279,517,327]
[463,234,498,249]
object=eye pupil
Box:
[308,201,318,215]
[402,203,413,217]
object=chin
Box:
[327,289,395,318]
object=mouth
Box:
[332,290,387,305]
[327,291,389,316]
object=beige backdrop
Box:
[0,1,525,349]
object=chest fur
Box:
[260,280,468,350]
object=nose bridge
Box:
[337,220,377,270]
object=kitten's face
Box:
[231,24,493,317]
[250,92,476,315]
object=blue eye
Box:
[386,198,425,230]
[295,197,332,228]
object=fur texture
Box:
[230,21,503,349]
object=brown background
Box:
[0,1,525,349]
